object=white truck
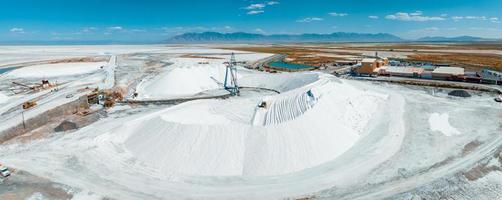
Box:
[0,165,11,177]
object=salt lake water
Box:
[269,61,314,70]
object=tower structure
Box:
[224,53,240,96]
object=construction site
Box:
[0,45,501,200]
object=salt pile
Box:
[117,74,388,176]
[5,62,106,78]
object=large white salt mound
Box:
[119,75,387,177]
[5,62,106,78]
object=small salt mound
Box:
[5,62,106,78]
[429,113,461,136]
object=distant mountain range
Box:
[416,36,492,42]
[165,32,404,43]
[165,32,502,43]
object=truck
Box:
[0,165,11,177]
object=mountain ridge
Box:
[165,31,404,43]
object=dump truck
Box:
[23,101,37,109]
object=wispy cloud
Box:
[10,27,25,33]
[296,17,323,23]
[267,1,279,5]
[245,3,266,10]
[247,10,264,15]
[368,15,379,19]
[244,1,279,15]
[411,27,440,33]
[452,15,499,23]
[107,26,123,31]
[386,12,445,22]
[81,27,97,33]
[254,28,265,34]
[329,12,348,17]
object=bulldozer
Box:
[22,101,37,109]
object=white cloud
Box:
[245,3,266,10]
[107,26,123,31]
[466,16,486,20]
[243,1,279,15]
[10,27,24,33]
[255,28,265,33]
[440,13,448,17]
[329,12,348,17]
[451,15,499,23]
[385,12,445,22]
[130,29,146,33]
[267,1,279,5]
[410,11,423,16]
[81,27,97,33]
[247,10,264,15]
[296,17,323,23]
[451,16,464,21]
[368,15,379,19]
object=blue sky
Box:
[1,0,501,43]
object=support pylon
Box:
[224,53,240,96]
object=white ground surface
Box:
[0,45,501,200]
[429,113,461,136]
[0,92,8,104]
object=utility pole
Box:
[22,111,26,129]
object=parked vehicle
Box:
[0,165,11,177]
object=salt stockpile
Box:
[5,62,106,78]
[114,74,388,176]
[135,58,228,99]
[135,53,273,99]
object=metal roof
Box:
[432,67,464,75]
[361,58,377,63]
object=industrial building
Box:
[431,67,464,80]
[354,58,388,75]
[378,66,424,78]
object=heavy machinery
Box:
[22,101,37,109]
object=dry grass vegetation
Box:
[227,44,502,71]
[408,53,502,71]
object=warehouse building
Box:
[432,67,464,80]
[379,66,424,78]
